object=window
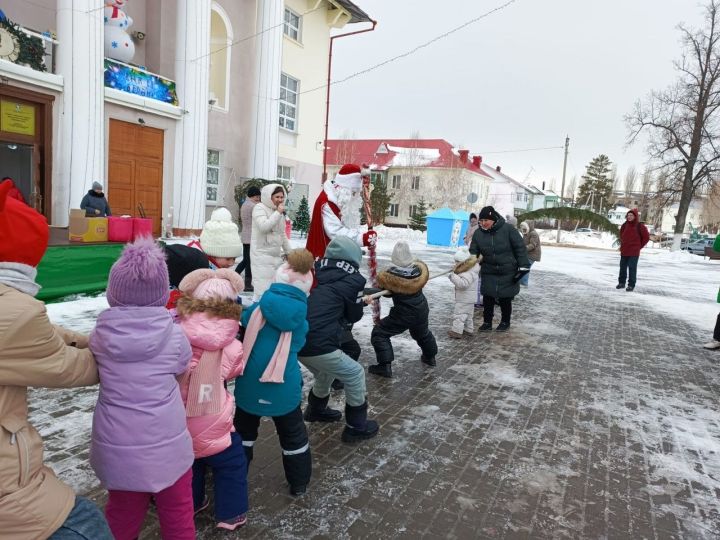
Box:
[391,175,401,189]
[277,164,294,181]
[283,8,301,42]
[209,4,233,110]
[409,205,418,217]
[279,73,299,132]
[388,204,399,217]
[411,176,420,190]
[371,172,383,185]
[207,149,220,202]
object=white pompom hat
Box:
[199,207,243,258]
[454,245,472,263]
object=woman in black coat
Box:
[469,206,530,332]
[80,181,111,217]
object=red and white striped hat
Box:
[334,163,368,190]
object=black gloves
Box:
[512,268,531,283]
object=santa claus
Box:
[306,163,377,259]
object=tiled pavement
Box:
[33,252,720,539]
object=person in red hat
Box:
[1,176,27,204]
[0,181,113,538]
[305,163,377,259]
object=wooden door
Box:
[108,120,164,236]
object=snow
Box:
[33,228,720,537]
[385,144,440,167]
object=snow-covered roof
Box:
[325,139,492,177]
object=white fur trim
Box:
[333,172,362,190]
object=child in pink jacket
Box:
[176,268,248,531]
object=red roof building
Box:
[325,139,493,226]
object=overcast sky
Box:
[328,0,705,191]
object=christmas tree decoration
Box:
[293,195,310,237]
[0,15,46,72]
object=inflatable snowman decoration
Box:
[104,0,135,63]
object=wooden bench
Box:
[704,246,720,260]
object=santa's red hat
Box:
[334,163,368,191]
[0,180,49,267]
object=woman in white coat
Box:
[250,184,291,299]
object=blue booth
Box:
[426,208,471,247]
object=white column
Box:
[249,0,283,180]
[173,0,211,232]
[55,0,104,226]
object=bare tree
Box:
[565,175,577,205]
[623,166,638,206]
[626,0,720,249]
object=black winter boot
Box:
[303,391,342,423]
[420,354,436,366]
[341,401,379,443]
[368,363,392,378]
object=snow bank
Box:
[537,229,618,250]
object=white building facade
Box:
[0,0,370,236]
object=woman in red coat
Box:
[616,208,649,292]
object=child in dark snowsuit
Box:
[368,241,438,378]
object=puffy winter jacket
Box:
[250,184,291,298]
[449,257,480,304]
[234,283,308,417]
[178,311,244,458]
[619,208,650,257]
[376,261,431,325]
[469,215,530,299]
[79,190,111,217]
[299,258,366,357]
[522,221,542,262]
[0,283,98,540]
[89,306,194,493]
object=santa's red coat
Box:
[306,189,341,259]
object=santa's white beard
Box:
[335,186,362,230]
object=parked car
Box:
[686,238,714,255]
[576,227,600,236]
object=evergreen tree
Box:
[577,155,614,213]
[369,176,392,224]
[409,198,428,231]
[294,195,310,237]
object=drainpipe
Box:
[322,19,377,183]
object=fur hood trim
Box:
[454,255,479,274]
[176,295,242,320]
[378,261,429,295]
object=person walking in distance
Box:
[616,208,649,292]
[236,186,261,292]
[519,221,541,287]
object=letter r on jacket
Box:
[198,384,213,403]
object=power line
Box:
[480,145,565,155]
[191,4,326,63]
[294,0,519,97]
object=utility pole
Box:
[556,136,570,243]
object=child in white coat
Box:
[448,246,481,338]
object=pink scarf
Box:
[242,308,291,383]
[182,349,224,417]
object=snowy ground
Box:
[37,229,720,538]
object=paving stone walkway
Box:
[33,247,720,539]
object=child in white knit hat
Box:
[367,241,438,378]
[187,207,243,270]
[448,246,481,339]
